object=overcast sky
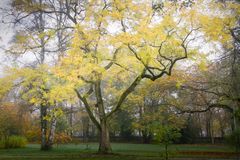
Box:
[0,0,13,46]
[0,0,14,76]
[0,0,223,78]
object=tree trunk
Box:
[231,113,236,132]
[165,144,168,160]
[69,105,73,137]
[75,73,145,154]
[94,79,112,154]
[142,130,151,144]
[98,120,112,154]
[206,111,212,143]
[46,117,57,150]
[40,105,49,150]
[233,102,240,131]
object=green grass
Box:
[0,143,236,160]
[0,136,27,149]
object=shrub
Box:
[0,136,27,149]
[54,133,72,145]
[0,139,5,149]
[25,127,41,143]
[226,128,240,153]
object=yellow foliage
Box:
[4,0,239,115]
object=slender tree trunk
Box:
[47,117,57,150]
[209,112,215,144]
[69,105,73,137]
[165,144,168,160]
[220,125,225,138]
[142,130,151,144]
[139,106,150,143]
[197,113,203,137]
[210,129,215,145]
[231,113,236,132]
[206,111,213,143]
[40,105,48,150]
[233,102,240,131]
[38,0,49,150]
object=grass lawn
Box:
[0,143,237,160]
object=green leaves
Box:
[153,125,181,145]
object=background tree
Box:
[0,0,80,150]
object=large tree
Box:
[1,0,239,154]
[54,0,238,153]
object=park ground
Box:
[0,143,238,160]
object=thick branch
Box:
[128,44,155,77]
[107,69,146,118]
[74,89,101,130]
[104,47,121,70]
[230,27,240,43]
[94,80,106,120]
[176,103,233,114]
